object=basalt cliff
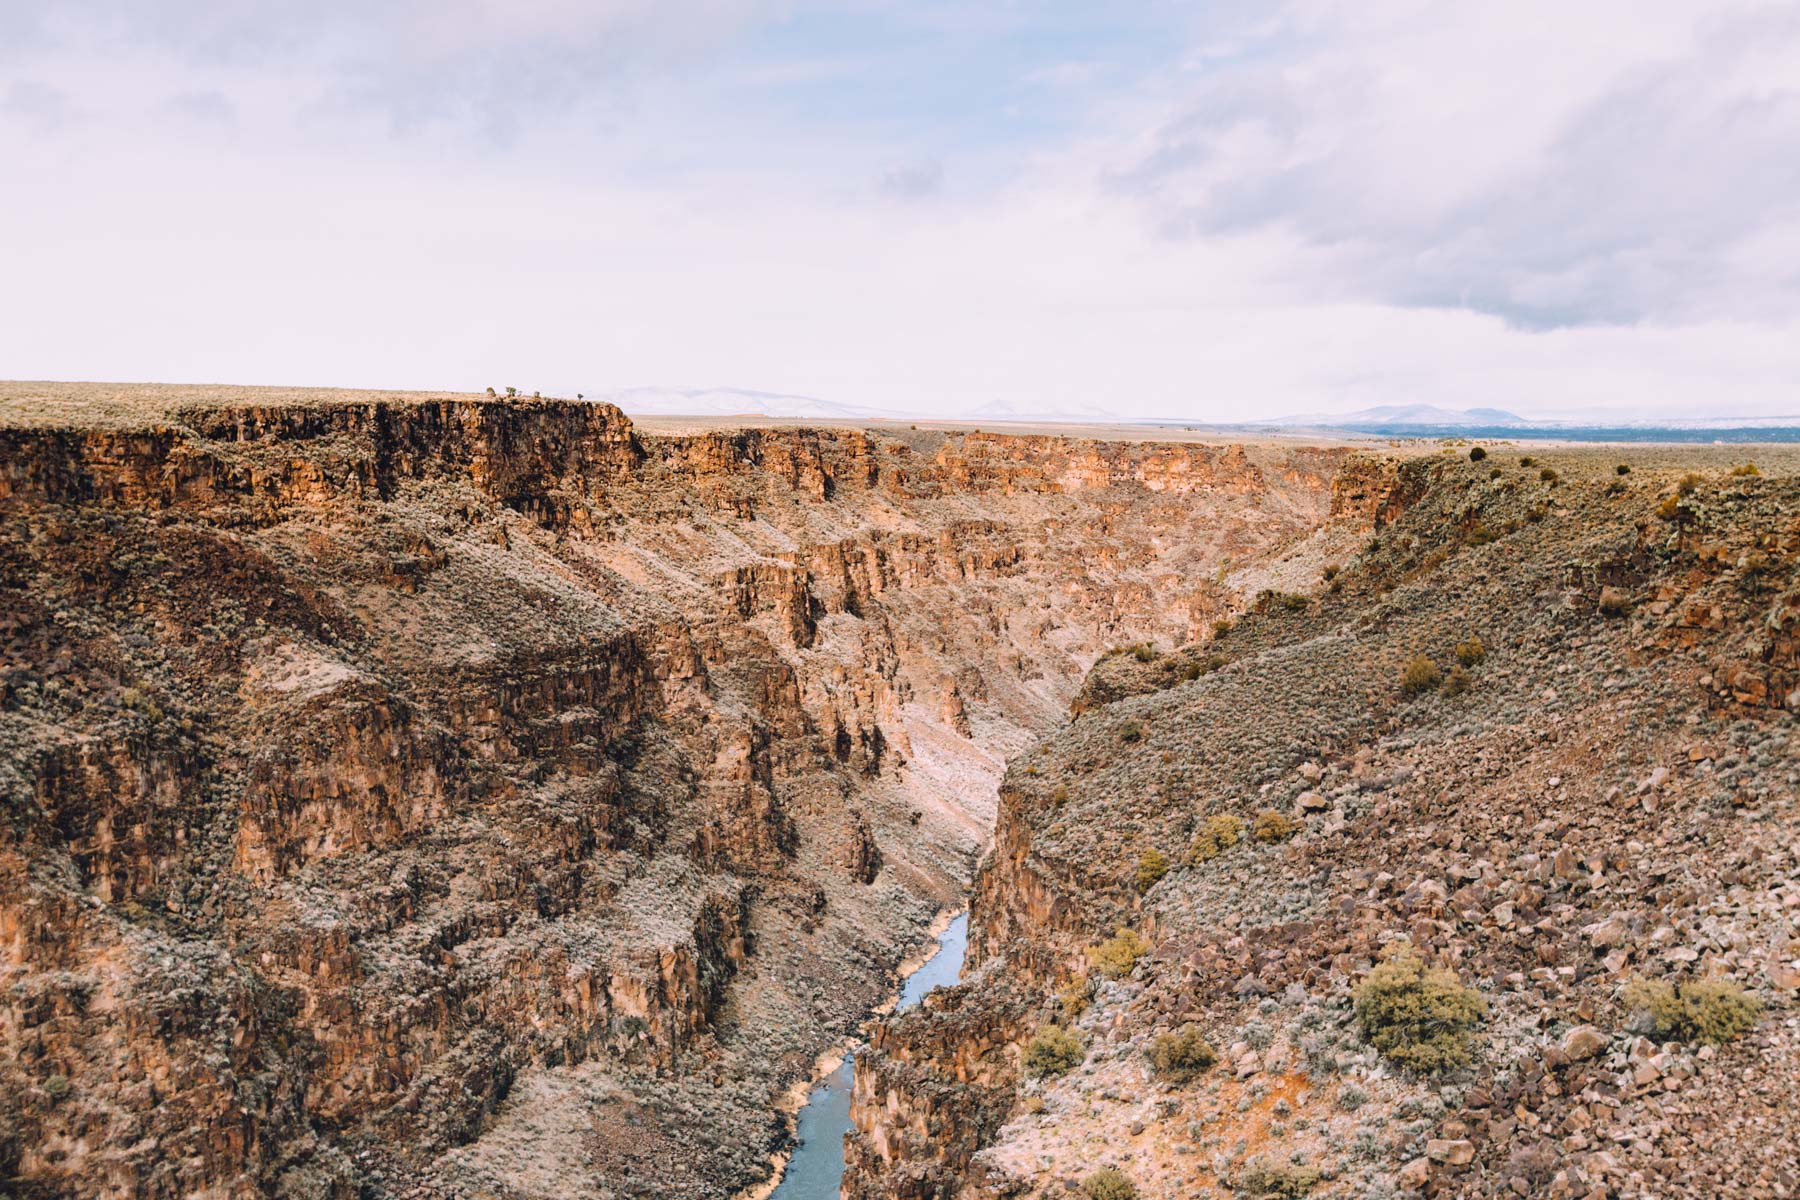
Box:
[0,383,1347,1199]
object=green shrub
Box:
[1463,521,1498,546]
[1519,455,1535,467]
[1539,467,1559,483]
[1024,1024,1085,1077]
[1251,809,1298,843]
[1443,665,1472,696]
[1400,655,1442,696]
[1616,463,1631,475]
[1082,1167,1138,1200]
[1212,618,1234,639]
[1088,928,1151,979]
[1188,814,1244,863]
[1352,941,1485,1073]
[1468,446,1487,462]
[42,1074,71,1104]
[1135,848,1170,893]
[1623,975,1759,1045]
[1119,719,1143,744]
[1454,635,1486,667]
[1237,1158,1321,1197]
[1149,1025,1218,1082]
[1059,975,1093,1019]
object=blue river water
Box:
[769,913,969,1200]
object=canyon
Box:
[0,384,1345,1198]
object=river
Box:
[768,912,969,1200]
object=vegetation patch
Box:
[1623,975,1760,1045]
[1149,1025,1218,1083]
[1251,809,1299,843]
[1236,1158,1320,1197]
[1082,1167,1138,1200]
[1400,655,1442,697]
[1088,928,1151,979]
[1187,813,1244,863]
[1134,848,1170,893]
[1024,1024,1086,1078]
[1353,941,1486,1073]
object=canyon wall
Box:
[0,386,1346,1198]
[846,449,1800,1200]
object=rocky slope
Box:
[0,383,1345,1199]
[847,447,1800,1200]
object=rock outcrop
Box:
[0,384,1345,1198]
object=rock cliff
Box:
[0,384,1345,1198]
[847,448,1800,1200]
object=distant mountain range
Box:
[600,390,1800,442]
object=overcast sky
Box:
[4,1,1799,420]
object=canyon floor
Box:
[2,384,1795,1200]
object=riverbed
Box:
[768,913,969,1199]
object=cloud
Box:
[1109,0,1800,328]
[2,1,1799,422]
[2,79,78,131]
[879,159,944,200]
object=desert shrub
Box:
[1489,466,1503,479]
[1519,455,1535,467]
[1149,1025,1218,1082]
[1252,809,1298,843]
[1212,618,1234,638]
[1188,813,1244,863]
[1135,848,1170,893]
[1322,563,1340,580]
[1599,589,1633,617]
[1656,494,1684,520]
[1257,590,1312,613]
[1454,635,1486,667]
[1335,1082,1368,1111]
[1616,463,1631,475]
[1237,1158,1321,1197]
[1082,1167,1138,1200]
[1443,665,1472,696]
[484,386,497,397]
[1468,446,1487,461]
[1119,719,1143,744]
[1059,975,1093,1019]
[1539,467,1559,483]
[42,1074,71,1103]
[1088,928,1151,979]
[505,385,517,397]
[1353,942,1486,1073]
[1024,1024,1085,1077]
[1623,975,1760,1045]
[1677,472,1704,495]
[1400,655,1442,697]
[1131,643,1158,663]
[1463,521,1498,546]
[1021,1093,1047,1114]
[1730,462,1761,477]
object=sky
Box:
[3,0,1799,422]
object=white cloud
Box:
[2,0,1799,421]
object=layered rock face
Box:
[847,449,1800,1200]
[0,385,1345,1198]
